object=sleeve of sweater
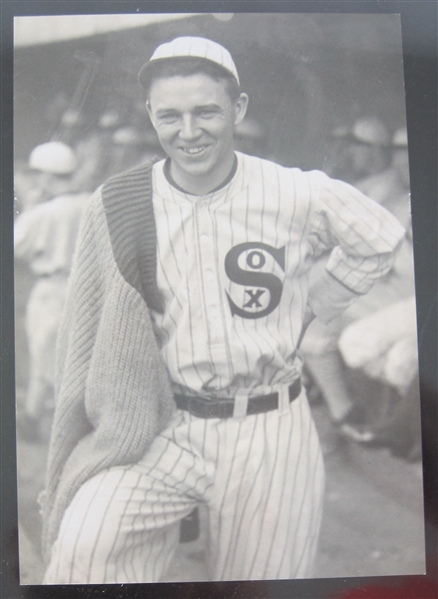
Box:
[41,191,105,558]
[41,189,175,561]
[44,192,103,496]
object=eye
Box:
[198,109,218,119]
[159,113,179,124]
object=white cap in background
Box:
[29,141,77,175]
[351,117,390,146]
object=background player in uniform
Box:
[41,37,405,584]
[14,142,90,442]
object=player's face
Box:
[26,172,71,207]
[147,73,248,193]
[350,142,386,179]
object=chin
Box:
[186,162,214,177]
[175,158,214,178]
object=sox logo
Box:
[224,242,286,319]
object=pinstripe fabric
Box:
[43,151,404,584]
[44,391,324,583]
[151,152,405,397]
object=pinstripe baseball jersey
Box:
[150,151,405,397]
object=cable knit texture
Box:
[41,162,175,561]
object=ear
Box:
[145,101,156,128]
[234,93,249,126]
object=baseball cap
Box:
[29,142,77,175]
[138,36,240,88]
[351,117,390,146]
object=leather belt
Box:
[174,379,301,419]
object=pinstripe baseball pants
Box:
[44,389,325,584]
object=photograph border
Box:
[2,1,437,598]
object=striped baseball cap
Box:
[138,36,239,87]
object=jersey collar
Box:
[163,154,238,196]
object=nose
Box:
[179,114,201,141]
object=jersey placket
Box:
[195,197,230,385]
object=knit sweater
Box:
[41,162,175,560]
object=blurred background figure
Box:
[323,124,353,182]
[111,124,162,173]
[67,108,122,193]
[348,116,391,182]
[323,116,391,185]
[13,161,42,215]
[70,106,164,193]
[302,116,392,435]
[234,117,266,157]
[357,126,410,224]
[302,125,420,461]
[337,127,420,460]
[14,141,91,442]
[351,127,413,308]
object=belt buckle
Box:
[233,391,249,419]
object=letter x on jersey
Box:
[224,242,286,319]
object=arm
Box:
[42,184,175,560]
[14,207,41,261]
[41,190,105,556]
[307,172,406,324]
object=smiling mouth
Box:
[180,145,209,155]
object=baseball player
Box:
[14,142,90,441]
[41,37,405,584]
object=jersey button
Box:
[201,234,209,243]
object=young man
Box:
[42,37,405,584]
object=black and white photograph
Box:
[11,9,429,589]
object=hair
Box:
[141,56,241,102]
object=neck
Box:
[169,152,236,196]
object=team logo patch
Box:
[224,242,285,319]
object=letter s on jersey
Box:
[224,242,285,319]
